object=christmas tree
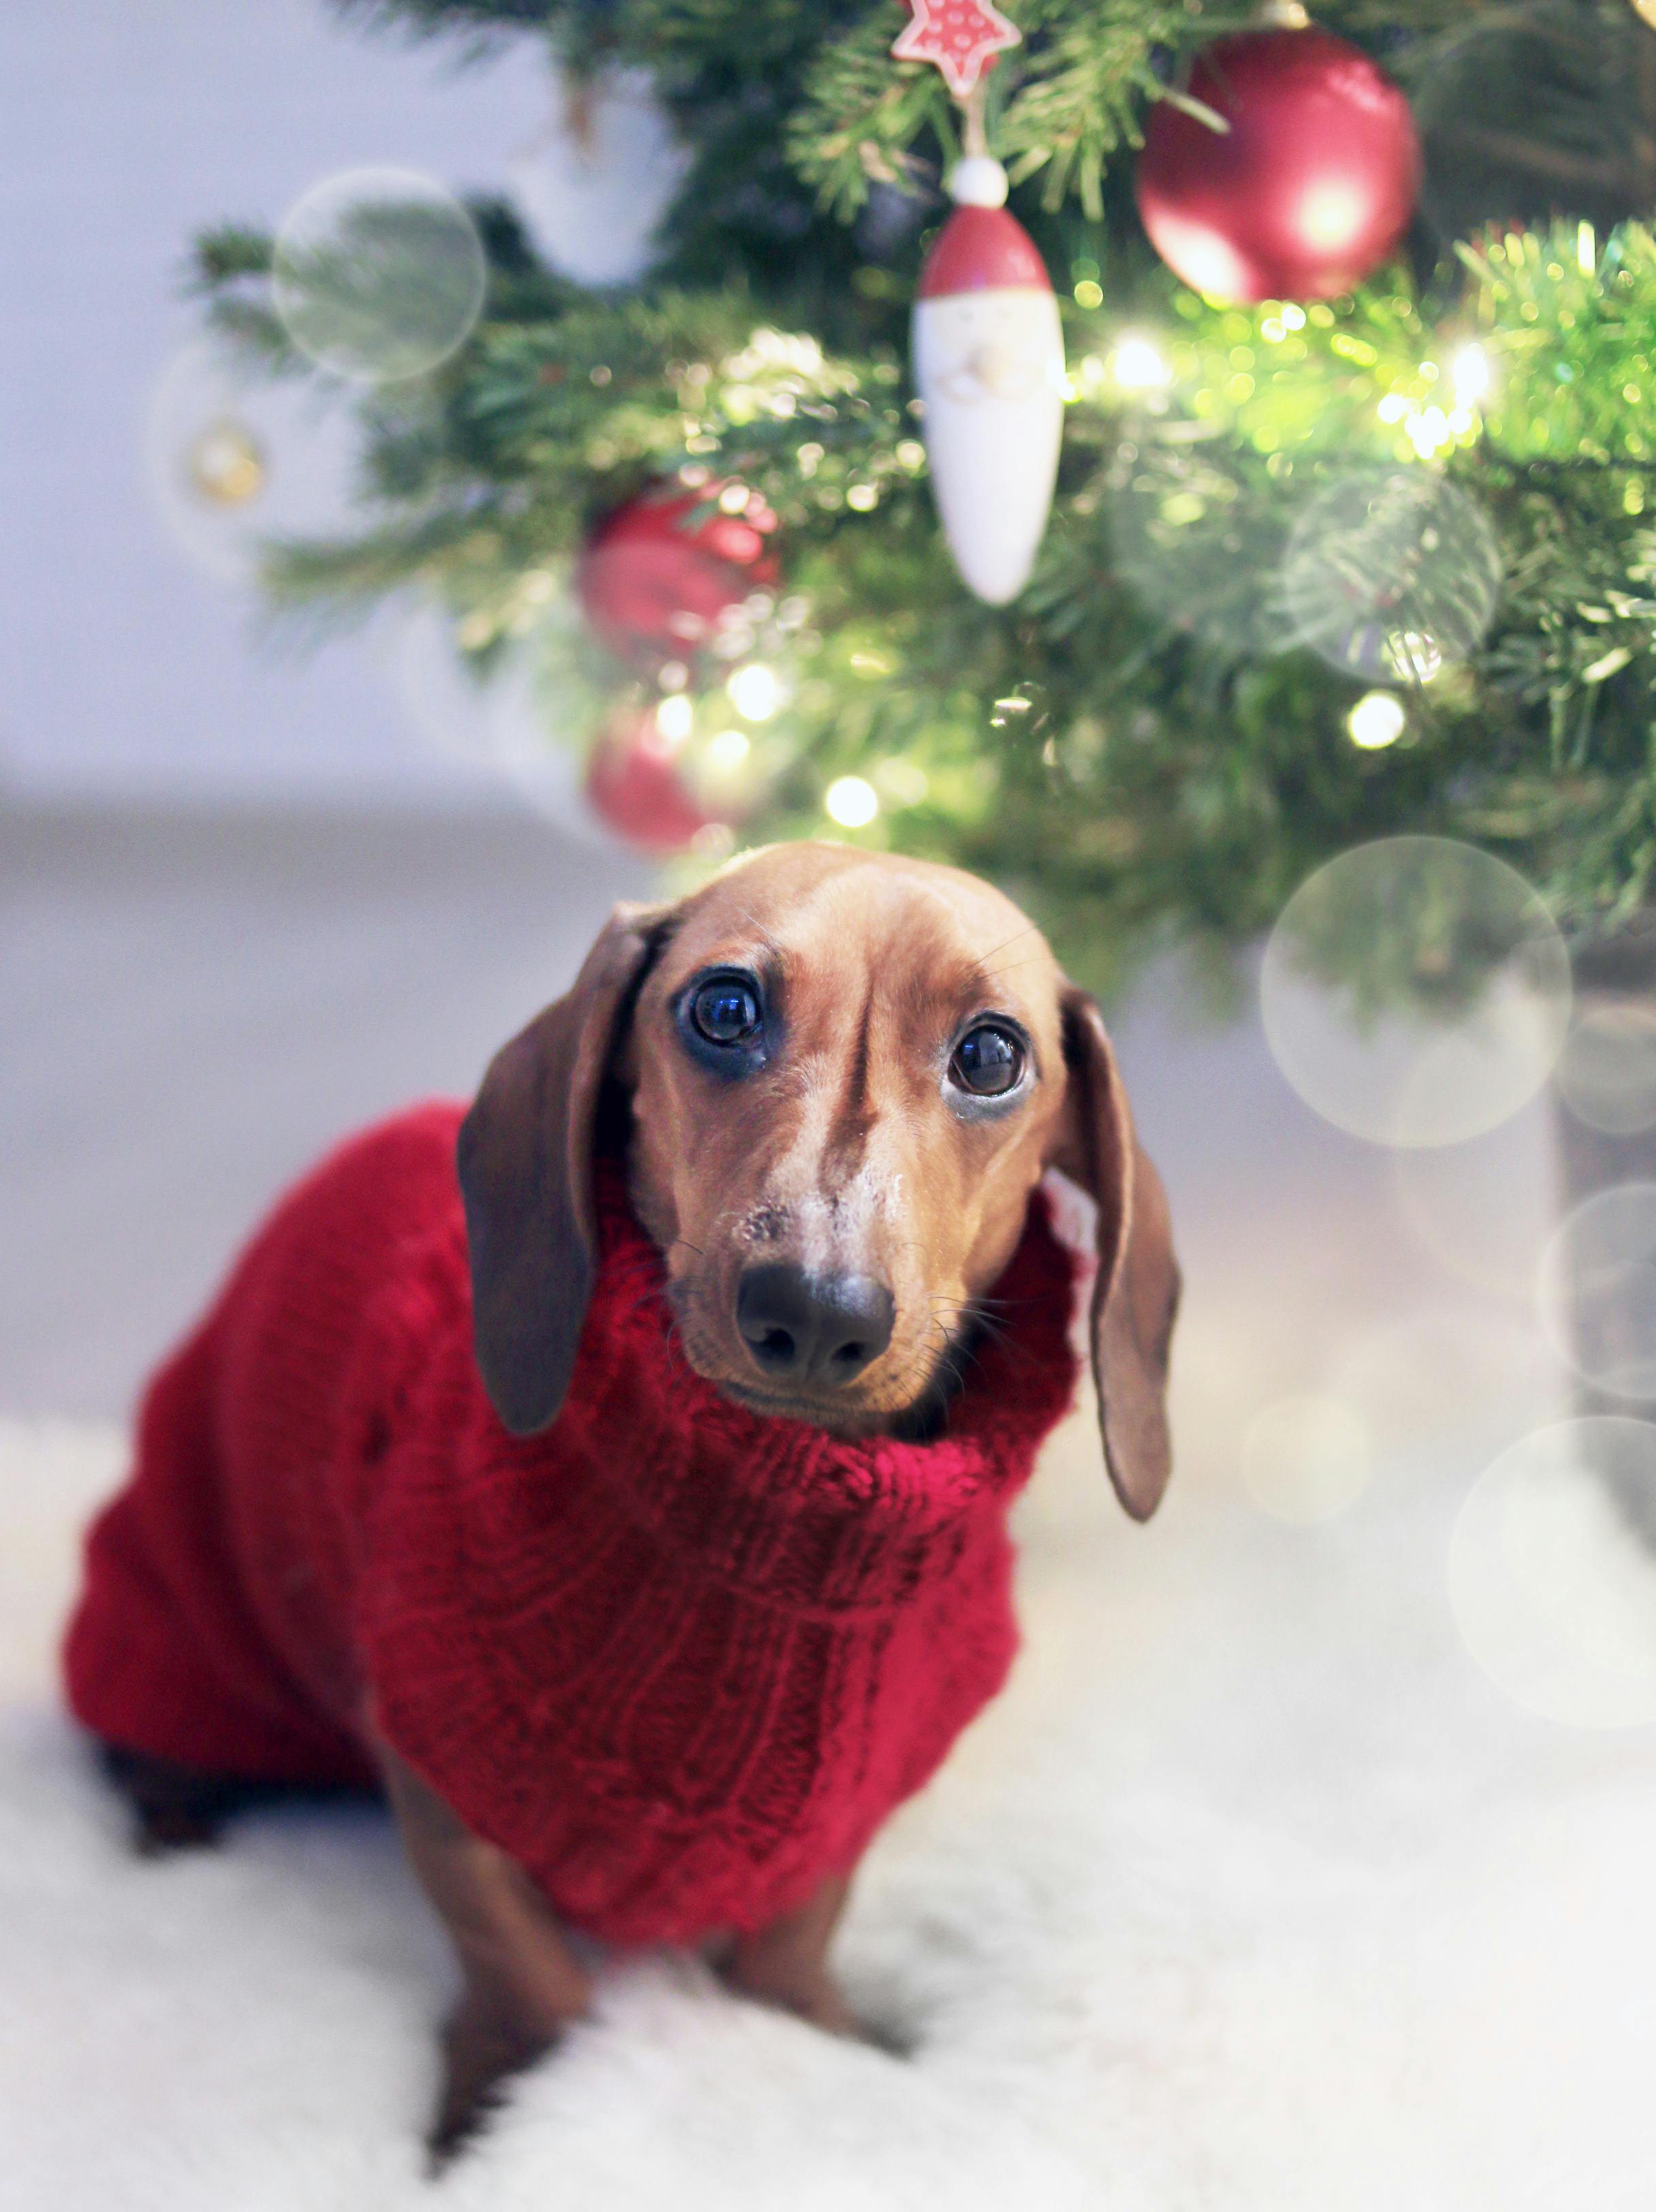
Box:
[187,0,1656,996]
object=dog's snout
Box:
[735,1265,895,1388]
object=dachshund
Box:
[73,840,1179,2159]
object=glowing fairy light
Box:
[655,695,694,744]
[1452,344,1492,407]
[1110,336,1172,392]
[1347,691,1406,749]
[727,663,780,721]
[1382,631,1445,684]
[825,775,878,827]
[704,728,750,772]
[1578,221,1597,277]
[1404,405,1452,458]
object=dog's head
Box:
[458,843,1179,1517]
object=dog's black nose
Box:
[736,1265,895,1387]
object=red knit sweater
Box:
[63,1103,1079,1946]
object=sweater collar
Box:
[525,1162,1081,1616]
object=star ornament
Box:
[891,0,1021,100]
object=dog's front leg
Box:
[377,1743,592,2164]
[719,1869,861,2036]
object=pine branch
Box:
[331,0,1493,226]
[191,222,276,286]
[328,0,554,48]
[788,5,958,221]
[182,1,1656,971]
[996,0,1247,218]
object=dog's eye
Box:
[949,1024,1025,1097]
[690,976,762,1046]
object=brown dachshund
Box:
[91,840,1179,2159]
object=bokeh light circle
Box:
[1281,469,1502,682]
[1331,1304,1559,1457]
[1260,837,1571,1148]
[1538,1184,1656,1402]
[1347,689,1406,750]
[825,775,878,829]
[376,603,616,851]
[1390,1094,1556,1299]
[272,168,486,383]
[145,341,360,585]
[1106,444,1298,659]
[1556,1002,1656,1136]
[1238,1394,1374,1523]
[1448,1418,1656,1729]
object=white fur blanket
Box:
[5,1405,1656,2211]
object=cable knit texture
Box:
[63,1103,1079,1946]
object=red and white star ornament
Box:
[891,0,1021,99]
[912,155,1065,605]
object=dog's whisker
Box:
[972,919,1042,967]
[975,958,1048,983]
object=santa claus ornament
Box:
[896,4,1064,605]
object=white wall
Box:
[0,1,557,801]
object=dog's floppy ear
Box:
[1055,987,1181,1521]
[458,900,672,1436]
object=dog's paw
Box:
[855,2010,917,2060]
[133,1803,225,1856]
[426,1993,562,2171]
[722,1968,911,2057]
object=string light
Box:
[704,728,750,772]
[727,663,780,720]
[825,775,878,827]
[1452,344,1492,407]
[1404,405,1452,456]
[656,695,694,744]
[1382,632,1444,684]
[1348,691,1406,749]
[1110,336,1172,391]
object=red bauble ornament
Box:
[577,485,779,660]
[1135,27,1420,303]
[584,712,716,853]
